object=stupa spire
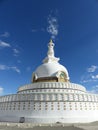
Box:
[47,39,55,57]
[43,40,59,63]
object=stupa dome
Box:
[35,62,69,79]
[32,40,70,82]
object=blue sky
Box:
[0,0,98,95]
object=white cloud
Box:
[0,64,9,70]
[89,85,98,94]
[10,66,20,73]
[0,64,20,73]
[81,74,98,83]
[13,48,20,56]
[0,87,3,95]
[17,60,21,63]
[87,65,98,73]
[31,28,45,33]
[81,73,98,84]
[0,40,11,48]
[91,75,98,79]
[0,32,10,38]
[81,79,93,83]
[13,49,19,53]
[81,65,98,83]
[47,15,58,40]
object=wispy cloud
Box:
[0,40,11,48]
[91,74,98,79]
[0,32,10,38]
[47,15,58,40]
[81,65,98,83]
[26,67,31,72]
[10,66,20,73]
[0,87,3,95]
[81,74,98,83]
[31,28,45,33]
[87,65,98,72]
[17,60,21,63]
[13,48,20,56]
[41,28,45,32]
[89,85,98,94]
[31,29,38,32]
[81,74,93,83]
[0,64,20,73]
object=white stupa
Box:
[0,40,98,123]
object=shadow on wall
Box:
[19,117,25,123]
